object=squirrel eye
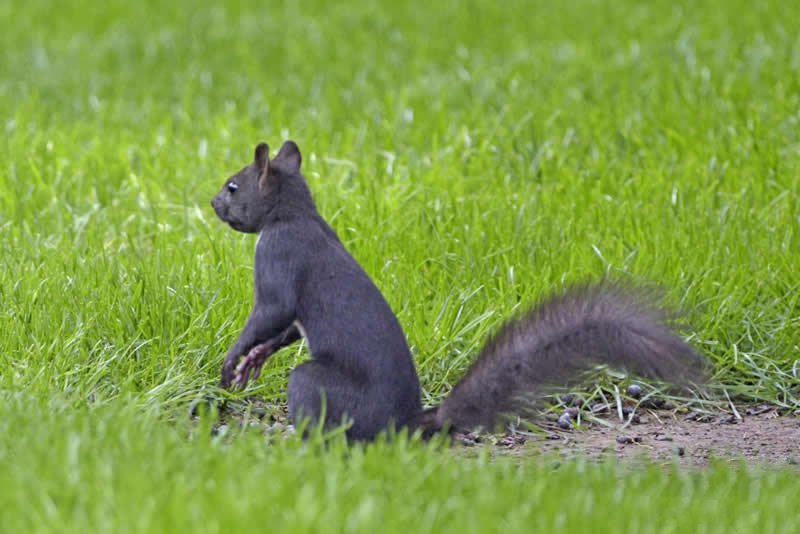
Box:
[227,181,239,193]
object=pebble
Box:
[616,435,642,445]
[560,394,585,407]
[557,413,573,429]
[654,434,673,442]
[620,406,640,424]
[643,398,665,409]
[270,422,286,433]
[497,434,527,447]
[627,384,642,399]
[458,436,478,447]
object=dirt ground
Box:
[480,406,800,468]
[221,399,800,468]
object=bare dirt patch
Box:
[485,407,800,468]
[217,398,800,468]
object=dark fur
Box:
[211,141,707,440]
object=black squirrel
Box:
[211,141,706,440]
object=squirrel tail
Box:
[419,284,707,434]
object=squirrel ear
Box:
[273,140,302,172]
[254,142,270,172]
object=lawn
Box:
[1,0,799,531]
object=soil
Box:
[218,399,800,468]
[479,406,800,468]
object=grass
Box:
[1,0,799,531]
[2,397,799,533]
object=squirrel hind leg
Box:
[288,361,389,441]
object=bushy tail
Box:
[422,284,707,433]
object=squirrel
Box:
[211,141,706,440]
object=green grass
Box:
[1,0,799,531]
[2,397,799,533]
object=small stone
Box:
[497,434,526,447]
[745,405,772,416]
[643,398,665,409]
[662,401,676,410]
[616,435,641,445]
[686,412,715,423]
[560,394,575,405]
[557,413,573,429]
[654,434,673,442]
[718,415,739,425]
[455,431,480,446]
[627,384,642,399]
[565,407,580,419]
[620,406,640,424]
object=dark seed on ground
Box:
[497,434,526,447]
[674,447,685,456]
[456,432,480,446]
[565,407,580,418]
[620,407,640,424]
[560,394,575,405]
[745,405,769,416]
[643,398,665,409]
[662,401,676,410]
[627,384,642,399]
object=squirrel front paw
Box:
[232,343,275,388]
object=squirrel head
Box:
[211,140,306,233]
